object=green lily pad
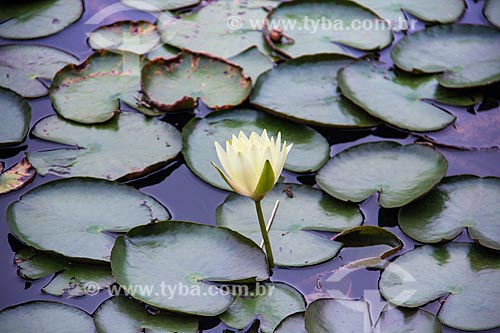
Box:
[0,88,31,147]
[0,44,78,98]
[111,221,270,316]
[156,0,270,59]
[182,108,330,190]
[219,282,305,332]
[15,247,115,297]
[217,183,363,267]
[265,0,393,59]
[50,51,154,123]
[251,55,380,128]
[147,45,180,60]
[379,243,500,331]
[274,312,306,333]
[399,176,500,250]
[88,21,161,55]
[392,24,500,88]
[338,61,462,132]
[141,51,252,112]
[316,141,448,208]
[0,301,96,333]
[421,108,500,150]
[374,307,442,333]
[305,298,372,332]
[121,0,200,11]
[27,112,182,180]
[228,47,274,83]
[0,0,83,39]
[484,0,500,28]
[0,157,36,196]
[94,297,198,333]
[7,177,170,262]
[352,0,465,29]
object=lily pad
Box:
[251,55,380,128]
[111,221,270,316]
[484,0,500,28]
[50,51,153,123]
[0,88,31,147]
[399,176,500,250]
[352,0,465,29]
[0,44,78,98]
[338,61,461,132]
[305,298,372,332]
[217,183,363,267]
[141,51,252,111]
[228,47,274,83]
[182,109,330,190]
[374,307,442,333]
[0,157,36,196]
[15,247,115,297]
[0,301,96,333]
[88,21,161,55]
[391,24,500,88]
[420,108,500,150]
[27,112,182,180]
[121,0,200,11]
[156,0,270,58]
[0,0,83,39]
[219,282,305,332]
[274,312,306,333]
[94,297,198,333]
[7,177,170,262]
[265,0,393,58]
[147,45,180,60]
[379,243,500,331]
[316,141,448,208]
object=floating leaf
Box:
[0,157,36,195]
[7,177,170,262]
[141,51,252,112]
[374,307,442,333]
[379,243,500,331]
[316,141,448,208]
[274,312,306,333]
[305,298,372,332]
[351,0,465,29]
[420,108,500,150]
[156,0,270,58]
[15,247,114,297]
[219,283,305,333]
[49,51,154,123]
[0,301,97,333]
[147,45,180,60]
[121,0,200,11]
[0,0,83,39]
[111,221,270,316]
[183,108,330,190]
[217,183,363,267]
[338,61,462,132]
[251,55,379,128]
[94,297,198,333]
[484,0,500,28]
[0,44,78,98]
[88,21,160,55]
[265,0,393,58]
[228,47,274,83]
[399,176,500,250]
[0,88,31,147]
[392,24,500,88]
[27,112,182,180]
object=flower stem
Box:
[255,200,275,269]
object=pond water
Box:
[0,0,499,332]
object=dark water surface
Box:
[0,0,499,332]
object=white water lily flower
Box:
[212,130,293,201]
